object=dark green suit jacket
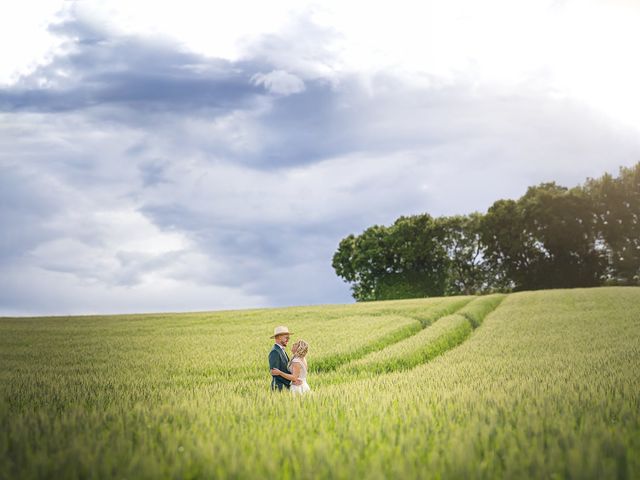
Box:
[269,344,291,390]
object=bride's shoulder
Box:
[291,358,306,368]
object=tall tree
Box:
[480,198,537,290]
[584,163,640,285]
[332,214,449,301]
[519,182,605,288]
[382,215,449,299]
[437,213,500,295]
[482,183,605,290]
[332,226,391,301]
[333,162,640,300]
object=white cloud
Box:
[3,0,640,127]
[0,1,66,84]
[2,2,640,316]
[251,70,305,96]
[0,264,267,317]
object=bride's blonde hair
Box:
[288,339,309,369]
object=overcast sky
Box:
[1,0,639,316]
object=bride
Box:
[271,339,311,395]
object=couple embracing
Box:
[268,326,311,395]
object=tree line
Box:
[332,162,640,301]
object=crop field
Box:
[1,287,639,479]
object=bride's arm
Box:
[271,362,301,382]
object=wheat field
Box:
[1,287,639,479]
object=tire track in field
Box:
[316,294,507,384]
[310,297,475,373]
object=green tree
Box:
[480,198,537,290]
[332,226,391,301]
[382,215,449,299]
[332,215,448,301]
[333,162,639,298]
[520,182,605,288]
[437,213,500,295]
[584,163,640,285]
[481,183,605,290]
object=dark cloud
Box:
[1,11,639,316]
[0,17,261,115]
[0,13,351,170]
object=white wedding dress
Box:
[289,358,311,395]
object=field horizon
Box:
[1,286,639,479]
[0,284,621,321]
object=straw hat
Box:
[270,325,293,338]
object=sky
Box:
[1,0,639,316]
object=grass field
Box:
[1,287,639,479]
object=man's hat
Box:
[270,325,293,338]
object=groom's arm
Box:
[274,362,300,382]
[268,350,279,375]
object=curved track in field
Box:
[310,297,474,373]
[315,294,507,384]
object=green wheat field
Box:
[1,287,639,479]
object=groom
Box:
[268,326,301,391]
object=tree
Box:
[333,162,640,299]
[332,215,449,301]
[480,198,537,290]
[332,226,391,301]
[437,213,500,295]
[519,183,605,288]
[584,163,640,285]
[382,215,449,299]
[481,183,605,291]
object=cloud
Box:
[0,164,66,266]
[1,9,639,316]
[0,263,268,317]
[0,16,261,115]
[251,70,305,96]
